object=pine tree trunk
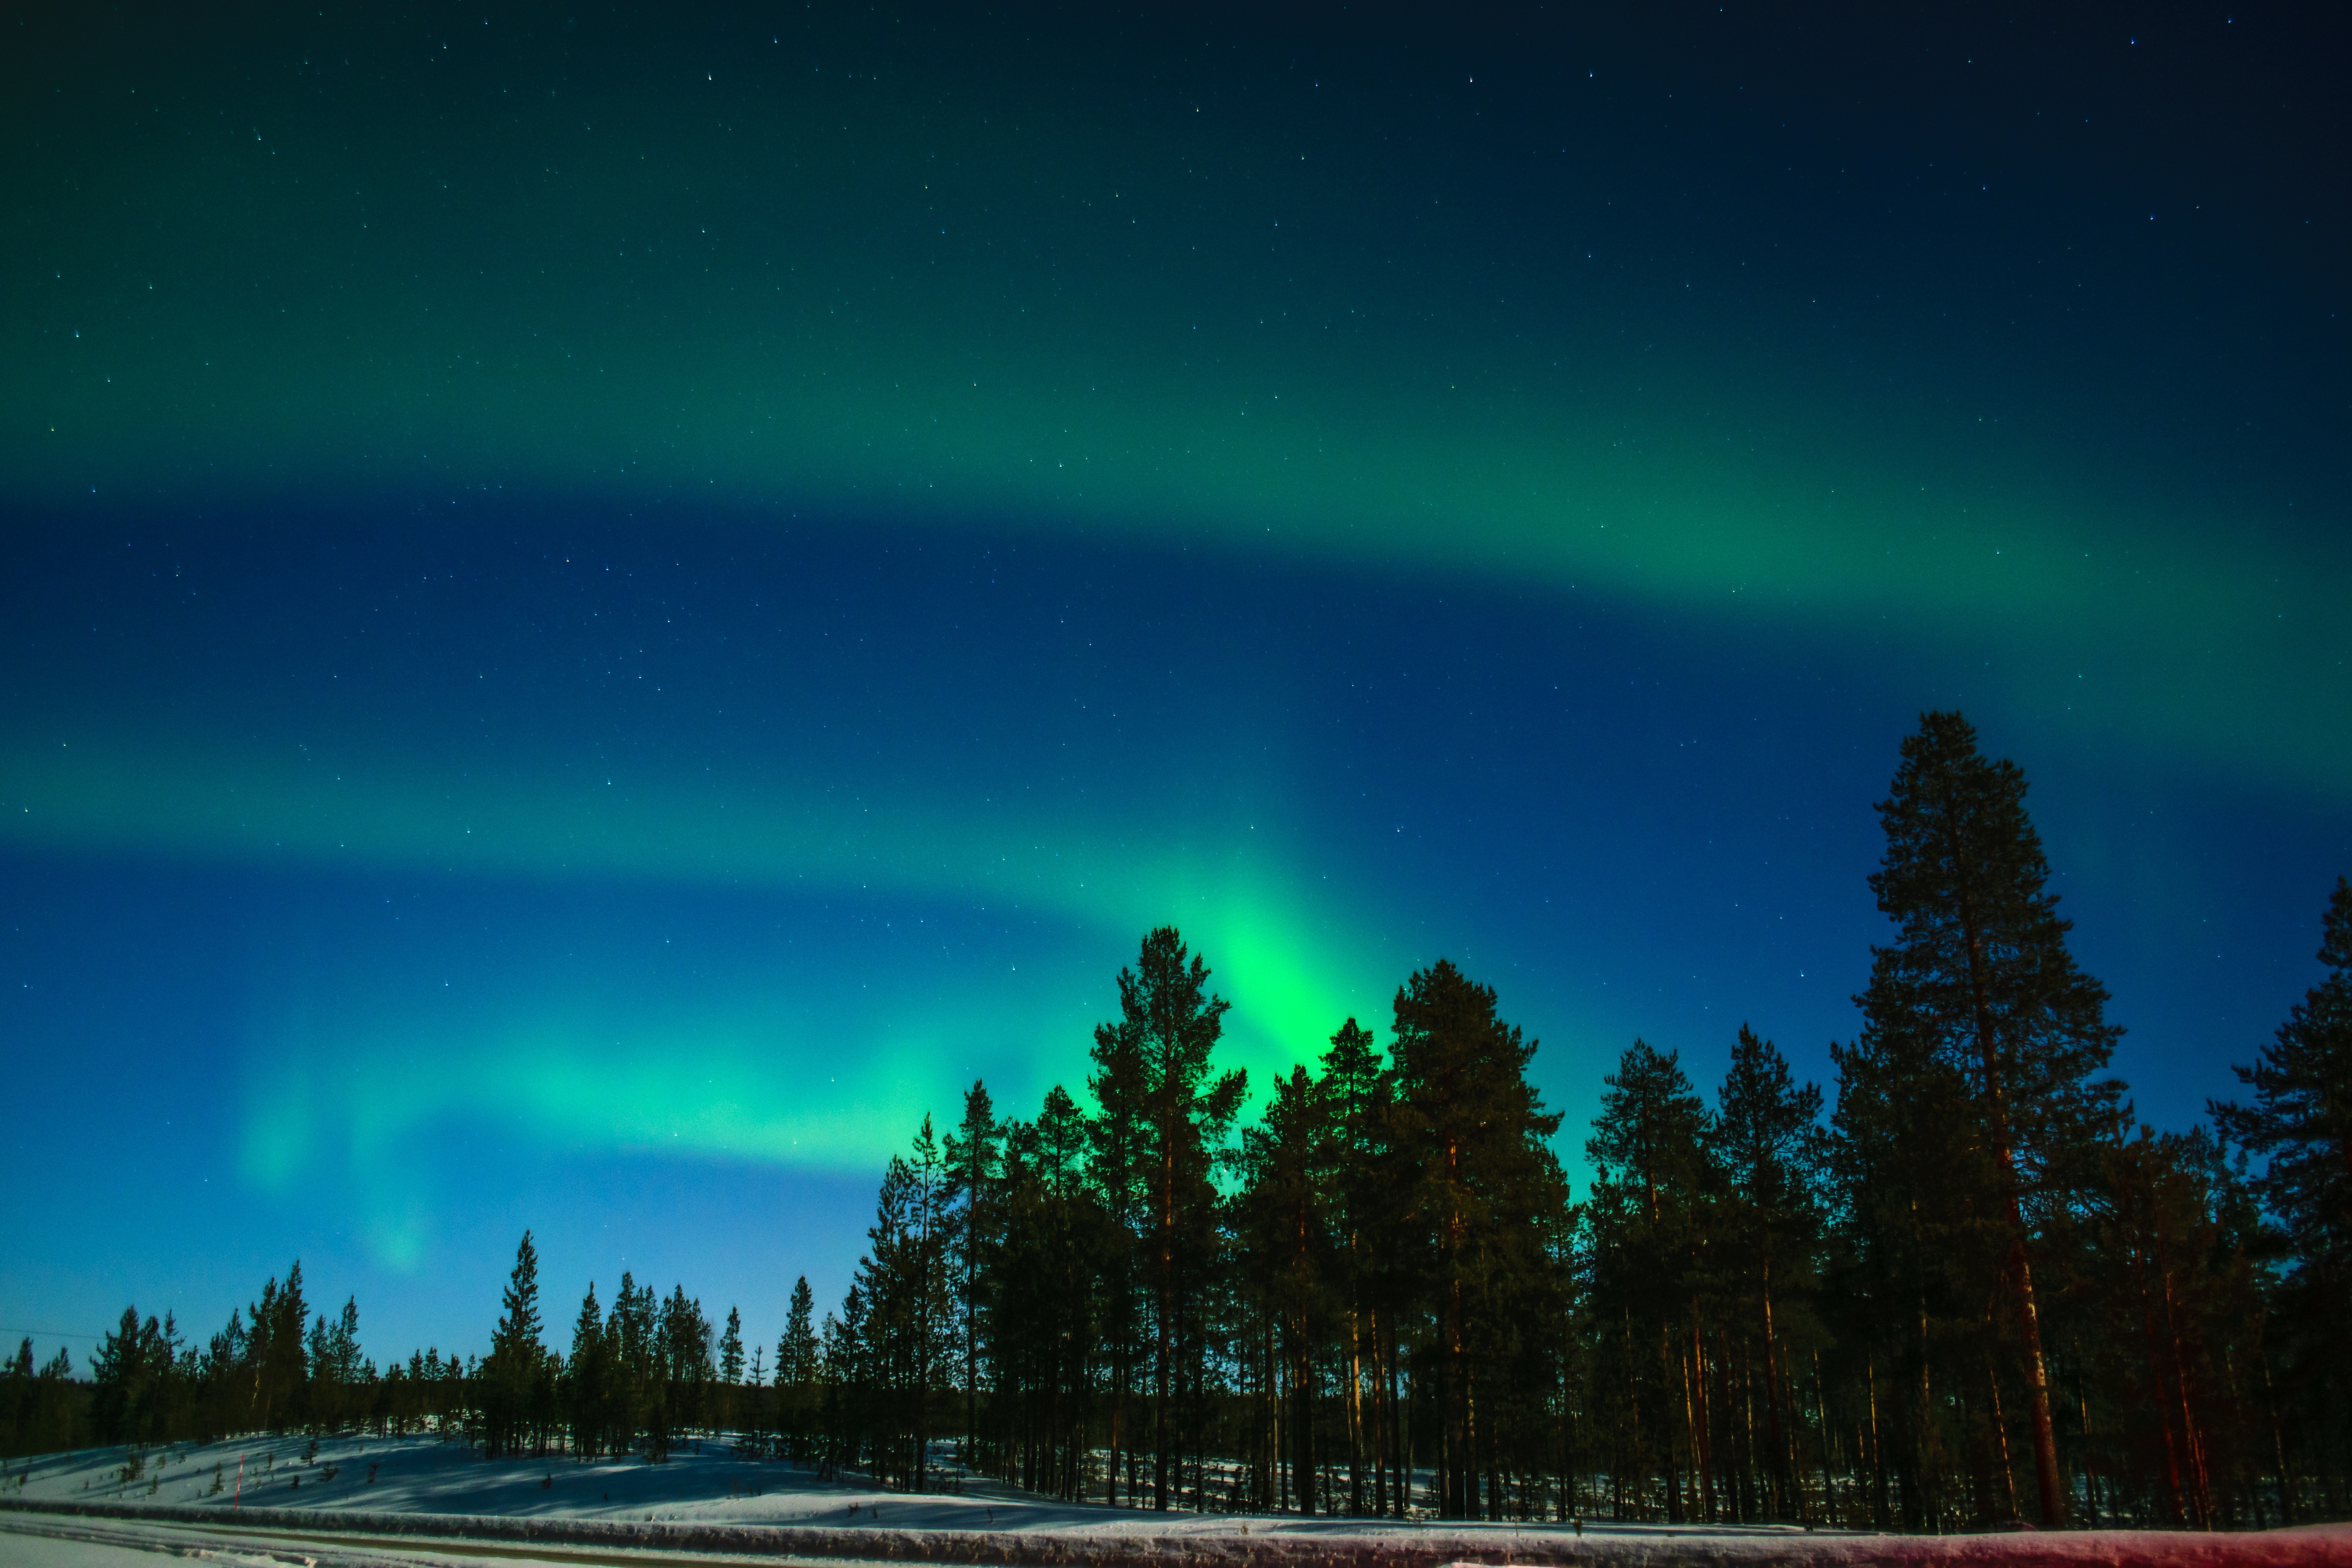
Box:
[1370,1308,1388,1518]
[1952,837,2069,1528]
[2158,1243,2212,1528]
[1107,1367,1123,1507]
[1813,1350,1835,1526]
[1761,1260,1789,1519]
[1866,1352,1887,1530]
[1444,1133,1467,1520]
[1262,1315,1276,1508]
[1156,1136,1173,1512]
[1389,1314,1406,1517]
[1662,1323,1682,1521]
[2132,1229,2188,1526]
[964,1201,977,1487]
[1348,1304,1364,1515]
[1295,1332,1315,1514]
[1703,1336,1719,1522]
[1987,1348,2019,1519]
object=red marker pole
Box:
[234,1455,243,1510]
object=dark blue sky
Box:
[2,2,2345,1370]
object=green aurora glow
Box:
[15,726,1394,1201]
[7,10,2341,804]
[2,6,2345,1287]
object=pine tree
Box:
[985,1082,1111,1500]
[821,1284,869,1479]
[331,1298,362,1385]
[2,1338,33,1455]
[747,1343,767,1447]
[91,1307,151,1445]
[864,1116,955,1490]
[567,1282,608,1457]
[1320,1018,1397,1517]
[2212,875,2352,1508]
[245,1263,309,1433]
[779,1276,818,1463]
[1831,965,1987,1530]
[31,1347,74,1455]
[1086,1013,1149,1505]
[944,1080,1001,1472]
[611,1272,657,1457]
[780,1278,818,1385]
[1585,1038,1713,1521]
[1037,1083,1091,1196]
[307,1312,333,1420]
[1709,1025,1826,1520]
[2213,877,2352,1286]
[655,1286,711,1444]
[861,1165,911,1478]
[719,1306,744,1435]
[486,1232,545,1457]
[1089,926,1246,1510]
[1391,960,1566,1519]
[1860,711,2122,1526]
[850,1136,947,1488]
[1238,1062,1339,1512]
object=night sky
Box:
[3,4,2345,1370]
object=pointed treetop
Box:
[492,1230,543,1359]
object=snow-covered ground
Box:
[8,1431,1056,1533]
[0,1432,1799,1539]
[3,1436,2346,1566]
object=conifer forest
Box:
[10,713,2348,1535]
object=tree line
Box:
[9,713,2347,1535]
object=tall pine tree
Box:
[1321,1017,1399,1517]
[1391,960,1566,1519]
[944,1079,1002,1471]
[485,1231,544,1457]
[1089,926,1246,1510]
[1860,711,2122,1526]
[1709,1025,1826,1520]
[1585,1038,1712,1521]
[718,1305,745,1434]
[779,1275,818,1463]
[567,1281,608,1457]
[1238,1062,1340,1512]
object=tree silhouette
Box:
[1858,711,2122,1526]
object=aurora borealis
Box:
[2,3,2345,1365]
